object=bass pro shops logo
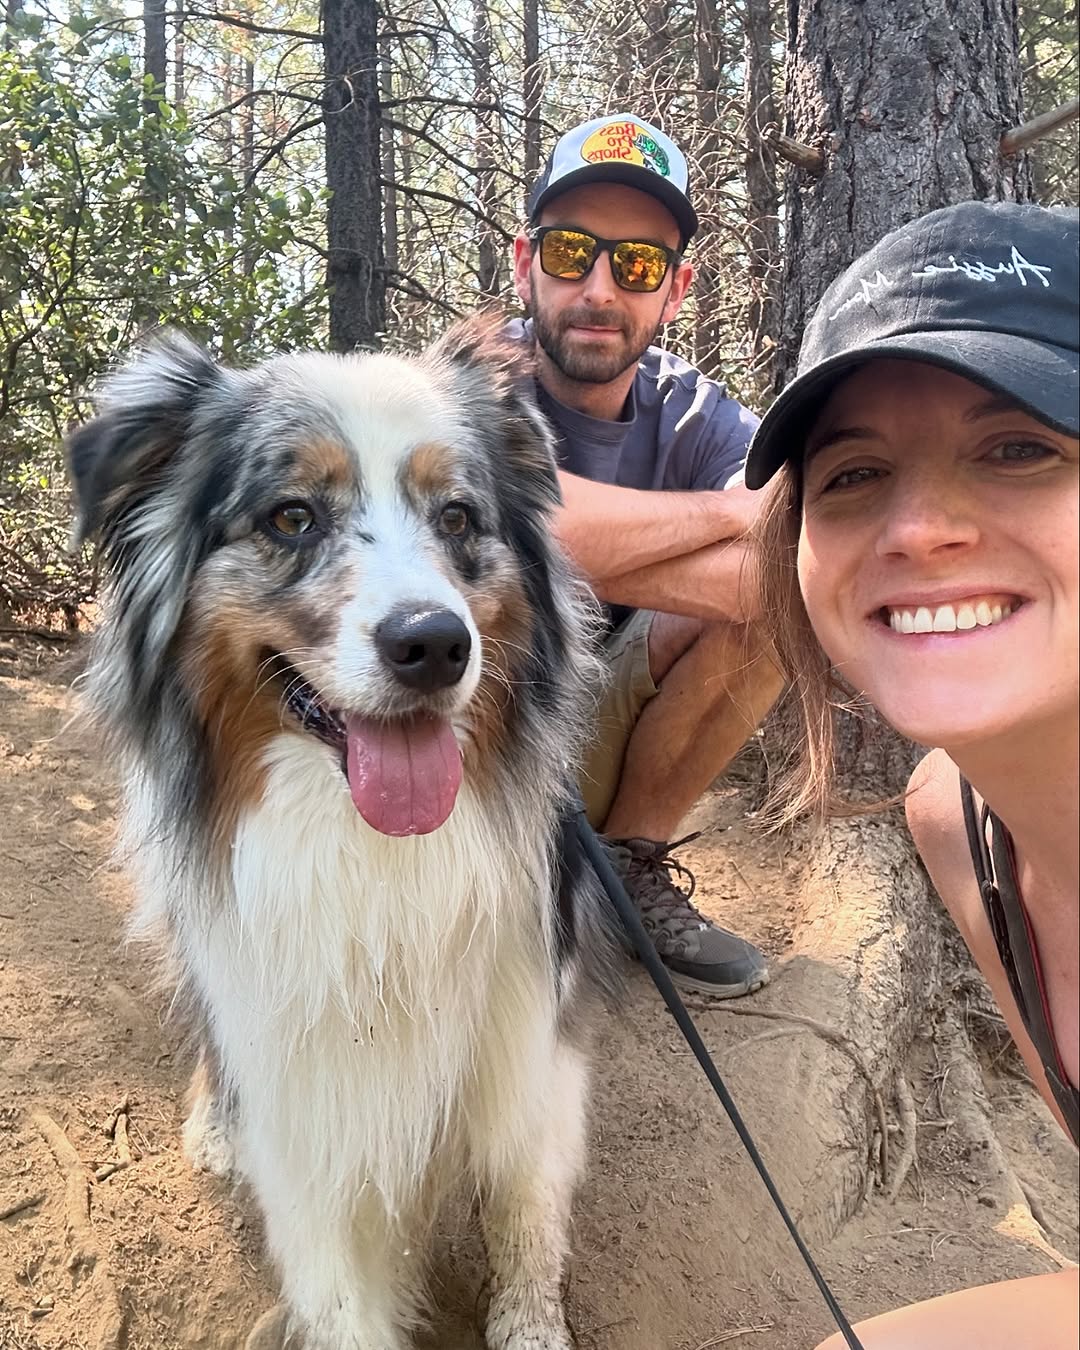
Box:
[581,121,671,177]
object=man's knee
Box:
[647,612,781,700]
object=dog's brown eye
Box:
[438,502,472,537]
[269,502,315,538]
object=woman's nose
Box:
[874,473,980,560]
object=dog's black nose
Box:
[375,607,472,692]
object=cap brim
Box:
[531,163,699,245]
[745,330,1080,490]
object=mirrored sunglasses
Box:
[528,226,680,293]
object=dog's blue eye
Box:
[438,502,472,538]
[269,502,316,538]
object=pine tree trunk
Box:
[324,0,385,352]
[775,0,1031,386]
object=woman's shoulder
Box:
[905,749,985,942]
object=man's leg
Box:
[603,613,782,841]
[580,611,783,998]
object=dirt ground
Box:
[1,638,1076,1350]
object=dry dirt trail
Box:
[1,640,1076,1350]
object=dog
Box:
[67,318,616,1350]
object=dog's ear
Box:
[67,331,223,548]
[428,314,561,512]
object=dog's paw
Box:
[181,1097,237,1177]
[485,1306,574,1350]
[486,1330,574,1350]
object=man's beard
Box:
[529,300,661,385]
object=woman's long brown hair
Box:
[753,462,876,828]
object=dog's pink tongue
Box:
[344,715,462,836]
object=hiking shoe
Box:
[604,835,769,998]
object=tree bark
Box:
[143,0,167,113]
[324,0,385,352]
[472,0,501,299]
[775,0,1032,387]
[691,0,727,376]
[522,0,543,192]
[379,36,398,279]
[742,0,780,384]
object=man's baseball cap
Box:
[745,201,1080,490]
[528,113,698,247]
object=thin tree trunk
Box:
[522,0,542,193]
[172,9,186,237]
[143,0,166,113]
[742,0,779,386]
[324,0,385,351]
[140,0,168,321]
[379,37,398,278]
[691,0,726,376]
[473,0,501,299]
[4,0,24,49]
[240,34,255,292]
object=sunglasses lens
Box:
[540,229,597,279]
[612,241,670,291]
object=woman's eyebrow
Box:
[804,425,877,464]
[962,394,1020,422]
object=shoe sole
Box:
[665,967,771,1000]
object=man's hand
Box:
[552,472,763,622]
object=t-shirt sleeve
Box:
[687,397,760,491]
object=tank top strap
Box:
[959,778,1079,1148]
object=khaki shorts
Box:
[579,608,659,828]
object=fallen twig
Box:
[0,626,77,643]
[30,1110,128,1349]
[886,1070,918,1202]
[30,1109,95,1275]
[693,1324,774,1348]
[0,1190,46,1221]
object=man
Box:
[510,113,784,998]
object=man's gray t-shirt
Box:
[507,317,758,493]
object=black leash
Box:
[576,811,866,1350]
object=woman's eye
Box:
[985,439,1057,466]
[821,464,883,492]
[268,502,317,538]
[438,502,472,537]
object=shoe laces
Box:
[624,832,704,922]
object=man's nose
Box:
[579,248,620,305]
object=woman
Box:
[745,200,1078,1349]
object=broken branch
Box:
[762,125,826,174]
[1001,97,1080,155]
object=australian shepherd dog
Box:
[67,318,615,1350]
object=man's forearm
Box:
[592,538,762,624]
[553,471,753,583]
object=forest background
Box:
[0,0,1076,626]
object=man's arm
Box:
[596,537,759,622]
[553,471,757,583]
[553,473,762,621]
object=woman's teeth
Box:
[886,599,1018,634]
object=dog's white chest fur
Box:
[171,737,555,1219]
